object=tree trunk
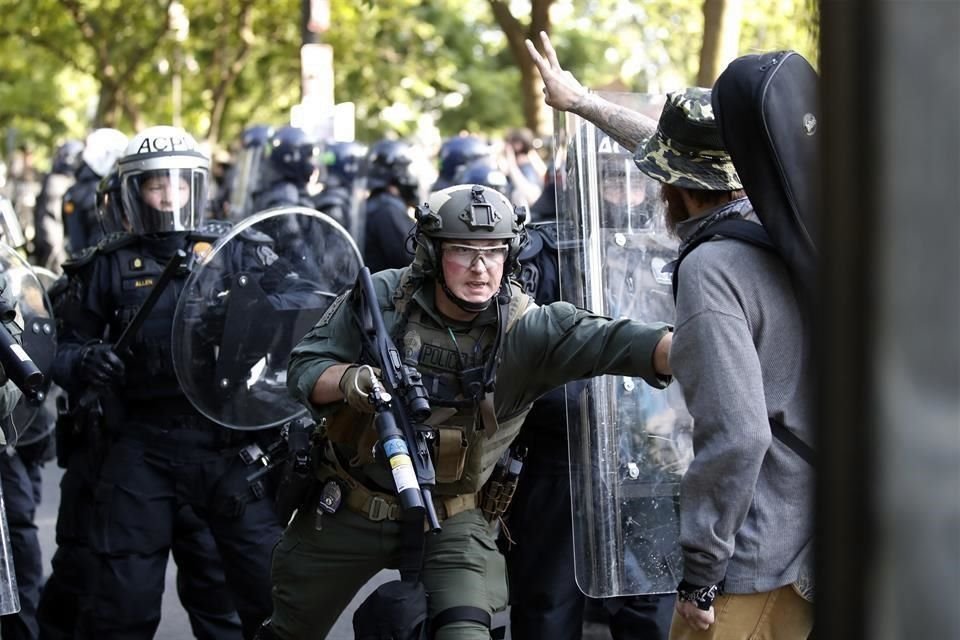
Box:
[204,0,256,145]
[487,0,553,136]
[697,0,744,87]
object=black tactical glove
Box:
[79,343,127,387]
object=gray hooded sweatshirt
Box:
[671,199,814,595]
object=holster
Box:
[274,449,316,524]
[54,396,78,469]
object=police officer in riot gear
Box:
[431,135,490,192]
[33,139,83,271]
[50,125,289,639]
[361,139,422,272]
[250,126,319,213]
[312,140,366,232]
[224,125,274,221]
[262,183,673,640]
[506,190,675,640]
[62,128,128,257]
[37,161,246,640]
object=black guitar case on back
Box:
[710,50,821,306]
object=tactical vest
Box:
[327,279,533,495]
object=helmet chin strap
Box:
[439,280,493,313]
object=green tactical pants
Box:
[269,502,508,639]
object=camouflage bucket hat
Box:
[634,87,742,191]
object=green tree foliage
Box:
[0,0,819,160]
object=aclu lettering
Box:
[136,136,193,154]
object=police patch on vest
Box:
[63,200,75,215]
[419,344,490,373]
[256,245,279,266]
[317,292,348,327]
[130,257,144,270]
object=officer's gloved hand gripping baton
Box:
[77,249,188,410]
[353,267,441,533]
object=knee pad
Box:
[431,606,492,639]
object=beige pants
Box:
[669,585,813,640]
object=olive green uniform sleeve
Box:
[495,301,670,416]
[287,269,401,420]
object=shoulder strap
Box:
[505,283,532,332]
[770,418,815,467]
[671,218,775,301]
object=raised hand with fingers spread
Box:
[524,30,657,154]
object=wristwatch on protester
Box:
[677,579,723,611]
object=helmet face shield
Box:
[122,165,207,235]
[117,125,210,236]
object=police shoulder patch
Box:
[317,292,349,328]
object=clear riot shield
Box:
[173,207,362,430]
[13,266,59,446]
[0,249,56,445]
[556,93,694,597]
[348,177,369,252]
[226,144,267,222]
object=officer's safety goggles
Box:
[441,243,510,267]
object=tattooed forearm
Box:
[570,92,658,153]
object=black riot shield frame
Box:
[555,92,693,597]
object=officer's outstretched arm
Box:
[309,362,353,406]
[525,31,657,154]
[653,331,672,377]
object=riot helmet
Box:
[117,125,209,235]
[364,139,421,205]
[242,125,274,149]
[96,166,127,234]
[435,135,490,188]
[81,128,129,178]
[454,158,510,196]
[268,126,321,184]
[323,141,367,189]
[413,183,527,312]
[53,140,85,175]
[597,132,656,231]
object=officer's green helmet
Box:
[413,184,527,276]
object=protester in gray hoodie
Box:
[527,31,814,640]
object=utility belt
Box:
[316,441,479,525]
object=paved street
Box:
[35,463,610,639]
